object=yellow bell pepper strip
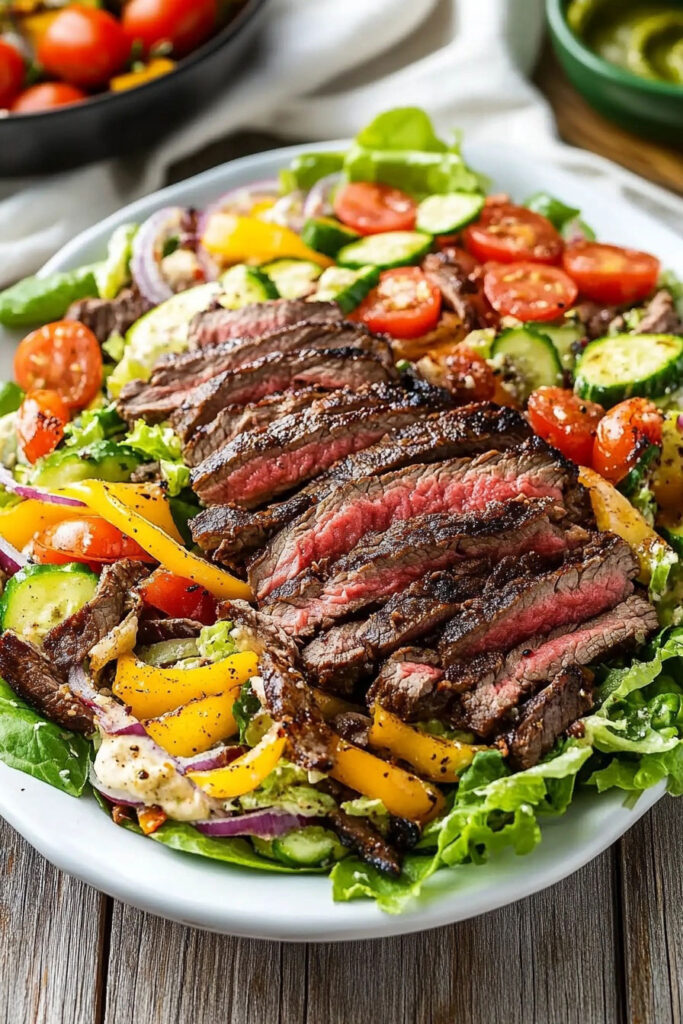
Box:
[330,737,445,823]
[144,690,239,757]
[110,58,176,92]
[202,213,333,267]
[59,480,252,600]
[311,688,361,720]
[368,705,484,784]
[189,725,287,798]
[579,466,673,584]
[113,650,258,719]
[0,499,84,550]
[59,480,183,542]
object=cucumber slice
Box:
[528,322,582,372]
[575,333,683,407]
[260,258,323,300]
[29,440,142,489]
[337,231,432,270]
[313,265,379,314]
[491,326,563,400]
[95,223,137,300]
[301,218,360,258]
[618,443,661,498]
[218,264,278,307]
[0,563,98,645]
[271,825,340,867]
[416,192,484,234]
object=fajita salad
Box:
[0,108,682,913]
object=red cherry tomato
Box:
[527,387,605,465]
[353,267,441,339]
[562,242,660,306]
[14,320,103,412]
[483,262,578,322]
[11,82,87,113]
[592,398,663,484]
[16,389,69,464]
[139,569,218,625]
[33,516,156,571]
[464,204,564,265]
[435,344,497,403]
[333,182,417,235]
[123,0,216,57]
[0,40,25,109]
[38,6,130,89]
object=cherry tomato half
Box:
[14,320,103,411]
[527,387,605,465]
[123,0,217,57]
[38,6,130,89]
[483,262,578,322]
[11,82,87,114]
[592,398,663,484]
[562,242,660,306]
[432,343,497,404]
[33,516,156,571]
[464,204,563,265]
[139,569,218,625]
[0,40,25,109]
[333,182,417,235]
[353,267,441,339]
[16,389,69,464]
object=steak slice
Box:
[136,616,204,644]
[301,565,487,693]
[437,534,637,665]
[190,384,433,508]
[367,648,446,722]
[67,287,152,344]
[172,347,399,441]
[422,250,486,329]
[0,631,94,732]
[265,500,586,637]
[189,299,343,348]
[638,289,683,335]
[501,667,594,770]
[457,594,658,737]
[327,807,401,876]
[250,436,590,602]
[43,560,149,673]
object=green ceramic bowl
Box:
[546,0,683,139]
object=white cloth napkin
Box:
[1,0,681,287]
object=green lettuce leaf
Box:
[0,678,91,797]
[524,191,595,241]
[125,420,190,496]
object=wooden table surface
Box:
[2,34,683,1024]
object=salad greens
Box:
[124,420,189,496]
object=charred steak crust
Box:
[136,616,205,644]
[366,648,446,722]
[188,299,343,349]
[0,631,94,732]
[66,287,152,345]
[502,666,594,771]
[327,807,401,876]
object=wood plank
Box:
[620,796,683,1024]
[0,819,106,1024]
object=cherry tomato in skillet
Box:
[16,389,69,463]
[33,516,156,571]
[483,262,578,322]
[353,267,441,339]
[0,40,25,109]
[592,398,663,485]
[11,82,87,113]
[38,6,130,89]
[562,242,660,306]
[123,0,217,58]
[463,203,564,265]
[14,320,103,412]
[527,387,605,465]
[139,569,218,625]
[333,182,417,235]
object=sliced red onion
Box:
[198,179,280,237]
[302,173,343,221]
[0,466,86,508]
[0,533,26,575]
[194,808,308,840]
[261,190,306,233]
[131,206,187,306]
[177,744,245,774]
[89,764,143,808]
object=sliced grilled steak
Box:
[302,565,488,693]
[573,301,622,341]
[501,667,594,770]
[367,648,446,721]
[250,436,590,602]
[183,386,330,467]
[192,403,533,564]
[137,616,204,644]
[327,807,401,876]
[0,631,94,732]
[437,534,637,665]
[332,711,371,746]
[191,385,434,508]
[43,560,149,672]
[172,347,399,441]
[189,299,343,348]
[457,594,658,737]
[66,287,152,344]
[422,249,492,329]
[638,289,683,335]
[265,500,586,637]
